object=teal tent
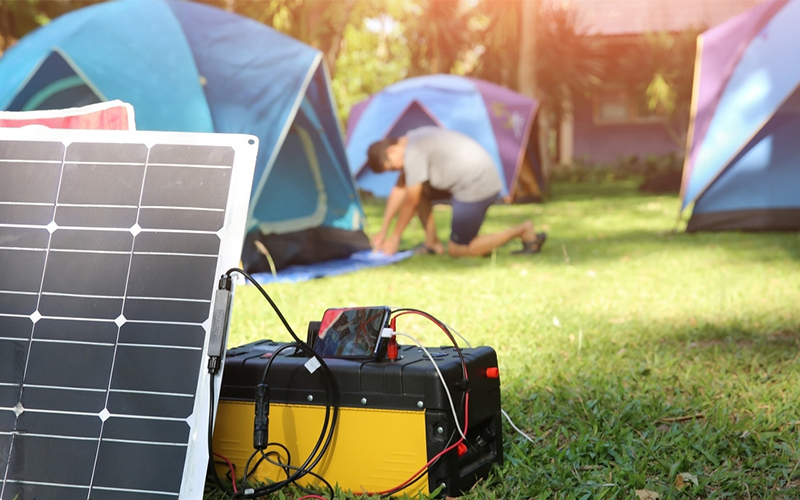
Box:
[0,0,369,270]
[681,0,800,231]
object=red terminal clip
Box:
[387,334,399,361]
[485,367,499,379]
[457,442,468,456]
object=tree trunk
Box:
[518,0,551,196]
[323,0,356,80]
[0,1,14,52]
[518,0,536,97]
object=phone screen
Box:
[313,306,390,358]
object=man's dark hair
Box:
[366,137,399,173]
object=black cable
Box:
[237,371,335,498]
[241,448,259,489]
[222,268,341,500]
[263,450,292,481]
[240,447,293,488]
[389,307,468,378]
[242,341,332,490]
[241,342,334,497]
[261,450,335,498]
[244,443,292,481]
[210,272,469,499]
[207,374,232,496]
[224,268,303,344]
[390,307,470,426]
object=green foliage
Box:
[467,1,520,88]
[533,2,606,116]
[635,31,698,119]
[606,30,699,147]
[552,154,684,194]
[214,182,800,499]
[330,1,414,124]
[0,0,101,51]
[403,0,468,76]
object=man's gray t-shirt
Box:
[403,127,503,202]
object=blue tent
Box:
[681,0,800,231]
[0,0,369,269]
[346,74,543,202]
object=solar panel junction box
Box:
[212,338,503,497]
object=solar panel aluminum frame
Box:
[0,126,258,500]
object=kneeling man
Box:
[367,126,546,257]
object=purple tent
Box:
[345,74,544,202]
[681,0,800,231]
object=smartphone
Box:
[312,306,391,358]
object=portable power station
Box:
[212,339,503,497]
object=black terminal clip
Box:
[208,273,234,375]
[253,383,270,450]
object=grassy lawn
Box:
[216,181,800,499]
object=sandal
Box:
[412,243,439,255]
[512,232,547,255]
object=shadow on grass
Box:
[491,318,800,500]
[550,230,800,264]
[361,181,800,273]
[379,227,800,276]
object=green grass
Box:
[212,181,800,499]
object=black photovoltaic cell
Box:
[0,128,256,500]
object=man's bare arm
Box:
[380,181,422,255]
[373,173,406,248]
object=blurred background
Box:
[0,0,766,188]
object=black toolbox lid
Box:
[220,340,501,415]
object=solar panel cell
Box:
[0,127,256,499]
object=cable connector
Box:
[208,274,234,374]
[218,273,233,291]
[207,356,222,375]
[387,335,398,361]
[253,383,270,450]
[381,327,399,361]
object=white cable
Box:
[436,331,537,448]
[439,326,535,448]
[434,323,536,444]
[442,322,472,348]
[394,332,467,440]
[501,409,536,445]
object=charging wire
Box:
[208,292,493,499]
[502,409,537,445]
[393,332,467,440]
[213,452,238,493]
[354,311,472,498]
[210,268,341,500]
[442,321,473,348]
[398,313,536,448]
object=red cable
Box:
[353,378,469,495]
[312,310,473,498]
[390,310,469,380]
[354,392,470,497]
[370,310,472,496]
[213,451,238,493]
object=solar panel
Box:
[0,126,257,500]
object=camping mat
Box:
[249,250,414,284]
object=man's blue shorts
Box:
[450,193,501,245]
